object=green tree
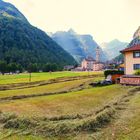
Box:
[7,63,18,73]
[0,61,7,75]
[27,63,38,73]
[42,63,58,72]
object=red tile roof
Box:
[121,44,140,53]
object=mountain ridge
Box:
[0,0,77,70]
[101,39,128,60]
[51,29,107,63]
[0,0,28,22]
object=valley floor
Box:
[0,72,139,140]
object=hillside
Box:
[51,29,107,63]
[101,39,128,60]
[0,0,77,70]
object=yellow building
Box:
[121,44,140,75]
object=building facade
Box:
[93,62,104,71]
[121,44,140,75]
[81,56,104,71]
[81,46,104,71]
[81,57,96,71]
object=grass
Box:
[0,78,93,99]
[0,129,45,140]
[0,71,102,85]
[0,84,135,139]
[0,85,128,118]
[106,91,140,140]
[0,71,139,139]
[73,87,140,140]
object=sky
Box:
[4,0,140,44]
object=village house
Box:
[81,57,104,71]
[121,44,140,75]
[81,56,95,71]
[120,44,140,85]
[81,47,104,71]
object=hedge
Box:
[104,70,124,78]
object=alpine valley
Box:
[51,29,107,63]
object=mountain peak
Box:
[68,28,76,34]
[0,0,28,22]
[52,30,107,63]
[111,39,120,42]
[133,26,140,39]
[128,26,140,47]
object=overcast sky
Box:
[4,0,140,44]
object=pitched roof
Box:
[85,56,95,61]
[121,44,140,53]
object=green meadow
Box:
[0,71,102,84]
[0,72,139,140]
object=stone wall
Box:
[120,75,140,86]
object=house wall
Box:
[93,63,104,71]
[125,52,140,75]
[81,60,94,70]
[81,60,87,69]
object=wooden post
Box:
[29,72,31,82]
[88,70,90,76]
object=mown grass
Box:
[110,92,140,140]
[0,78,93,99]
[73,87,140,140]
[0,129,45,140]
[0,85,128,118]
[0,72,139,139]
[0,84,135,139]
[0,84,139,140]
[0,71,103,85]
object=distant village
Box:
[64,37,140,86]
[64,46,123,72]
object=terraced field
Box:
[0,72,139,140]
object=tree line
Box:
[0,60,60,74]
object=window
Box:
[133,51,140,58]
[134,64,140,70]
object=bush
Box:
[42,63,59,72]
[134,70,140,75]
[104,70,124,78]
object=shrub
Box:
[134,70,140,75]
[104,70,124,78]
